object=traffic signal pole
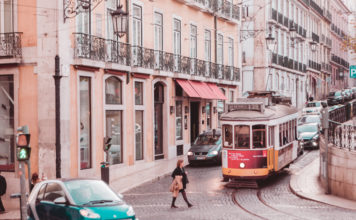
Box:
[19,162,27,220]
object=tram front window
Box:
[252,125,266,149]
[222,125,233,148]
[234,125,250,149]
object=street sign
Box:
[350,65,356,78]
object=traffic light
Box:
[16,126,31,161]
[103,137,112,152]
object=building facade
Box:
[330,0,350,91]
[241,0,351,104]
[0,0,242,208]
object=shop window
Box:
[222,125,232,148]
[252,125,266,149]
[135,82,143,105]
[175,83,183,97]
[79,76,92,169]
[206,102,212,129]
[176,101,183,140]
[105,76,123,165]
[234,125,250,149]
[0,75,14,171]
[135,110,143,160]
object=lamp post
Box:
[289,24,297,47]
[265,31,276,91]
[310,41,317,52]
[111,0,128,38]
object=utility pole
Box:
[321,108,330,194]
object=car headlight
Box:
[79,209,100,219]
[126,206,135,216]
[187,151,193,156]
[312,135,319,140]
[239,162,245,168]
[208,150,218,156]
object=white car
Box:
[302,101,327,116]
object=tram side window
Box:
[279,124,282,147]
[234,125,250,149]
[268,126,275,147]
[294,119,297,140]
[252,125,266,149]
[223,125,233,148]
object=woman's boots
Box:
[171,197,178,208]
[181,191,193,208]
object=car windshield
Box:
[298,124,318,133]
[298,116,320,124]
[306,102,320,107]
[64,180,121,206]
[194,134,221,145]
[329,91,341,96]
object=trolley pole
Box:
[321,108,330,194]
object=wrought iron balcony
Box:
[326,10,332,21]
[283,16,289,27]
[310,0,323,17]
[106,39,130,66]
[308,60,321,71]
[302,0,310,6]
[277,13,283,25]
[74,33,105,61]
[73,33,240,82]
[312,32,319,43]
[232,4,240,20]
[0,32,22,58]
[271,9,277,21]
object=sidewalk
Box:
[290,157,356,210]
[0,210,20,220]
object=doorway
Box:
[154,82,164,160]
[190,102,200,144]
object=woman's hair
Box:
[176,159,184,168]
[31,173,39,182]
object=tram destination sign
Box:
[227,98,266,113]
[350,65,356,78]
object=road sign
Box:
[350,65,356,78]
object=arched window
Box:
[105,76,123,165]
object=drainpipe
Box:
[53,55,62,178]
[126,0,130,84]
[214,15,217,64]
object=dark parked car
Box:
[327,91,344,105]
[343,89,353,101]
[187,129,222,165]
[351,87,356,99]
[297,123,320,149]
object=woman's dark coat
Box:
[171,167,189,189]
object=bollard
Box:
[100,162,110,184]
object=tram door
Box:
[267,126,275,170]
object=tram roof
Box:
[220,104,298,121]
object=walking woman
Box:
[170,159,193,208]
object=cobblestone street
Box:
[124,151,356,220]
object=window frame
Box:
[103,75,125,166]
[175,100,183,141]
[204,29,211,62]
[190,24,197,59]
[134,79,145,161]
[173,17,181,56]
[132,3,142,46]
[154,11,163,51]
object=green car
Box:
[297,123,320,149]
[27,179,136,220]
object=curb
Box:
[289,158,356,211]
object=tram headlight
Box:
[239,162,245,168]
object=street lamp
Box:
[111,0,128,38]
[289,24,297,40]
[310,41,317,52]
[266,33,276,52]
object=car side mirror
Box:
[54,197,67,205]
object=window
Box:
[190,25,197,59]
[222,125,233,148]
[132,4,142,46]
[204,30,211,62]
[217,88,225,127]
[154,12,163,51]
[0,0,13,32]
[229,90,234,102]
[173,19,181,55]
[217,34,223,64]
[135,81,144,160]
[234,125,250,149]
[206,102,212,129]
[0,75,14,171]
[135,82,143,105]
[95,14,102,37]
[228,38,234,66]
[252,125,266,149]
[36,184,47,203]
[268,126,275,147]
[43,183,65,202]
[135,110,143,160]
[79,76,92,169]
[77,7,89,34]
[105,77,123,165]
[176,101,183,140]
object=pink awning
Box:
[176,79,200,98]
[188,81,216,99]
[207,83,227,100]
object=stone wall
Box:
[319,137,356,201]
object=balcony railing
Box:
[74,33,240,82]
[271,53,305,73]
[325,10,332,21]
[302,0,310,6]
[283,16,289,27]
[310,0,323,17]
[271,9,277,21]
[0,32,22,58]
[312,32,319,43]
[277,13,283,25]
[326,37,332,47]
[308,60,321,71]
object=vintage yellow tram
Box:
[221,93,300,182]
